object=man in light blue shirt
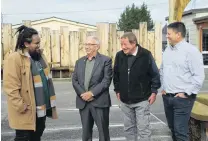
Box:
[160,22,205,141]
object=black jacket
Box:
[113,46,161,104]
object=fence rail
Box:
[1,21,162,77]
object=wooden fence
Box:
[1,21,162,78]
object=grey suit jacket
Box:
[72,53,112,109]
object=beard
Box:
[29,50,41,61]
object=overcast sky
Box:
[1,0,207,26]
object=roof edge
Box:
[12,16,96,28]
[193,15,208,23]
[165,8,208,21]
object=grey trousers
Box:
[79,103,110,141]
[121,100,151,141]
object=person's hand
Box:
[148,93,157,105]
[81,91,93,101]
[175,93,188,98]
[87,97,94,102]
[116,93,120,101]
[161,90,166,95]
[22,104,30,113]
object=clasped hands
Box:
[81,91,94,102]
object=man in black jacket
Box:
[113,32,161,141]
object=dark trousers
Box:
[163,94,196,141]
[79,103,110,141]
[14,116,46,141]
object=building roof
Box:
[12,16,97,29]
[184,0,208,12]
[193,15,208,23]
[165,7,208,21]
[183,8,208,16]
[165,0,208,21]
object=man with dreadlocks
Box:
[3,25,58,141]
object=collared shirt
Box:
[127,47,138,69]
[160,40,205,95]
[132,47,138,56]
[84,57,95,91]
[87,54,97,61]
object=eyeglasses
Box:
[84,43,98,46]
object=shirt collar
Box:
[24,51,31,58]
[132,47,138,56]
[170,39,185,50]
[86,53,97,60]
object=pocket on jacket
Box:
[21,68,26,75]
[26,105,32,110]
[20,105,31,114]
[19,107,33,123]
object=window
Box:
[202,29,208,66]
[202,29,208,51]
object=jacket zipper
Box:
[128,68,130,93]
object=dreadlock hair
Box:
[15,25,38,51]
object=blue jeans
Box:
[163,94,196,141]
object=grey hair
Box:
[86,36,100,45]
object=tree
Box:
[118,3,154,31]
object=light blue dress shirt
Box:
[160,40,205,95]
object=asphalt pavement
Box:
[1,80,208,141]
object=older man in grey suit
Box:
[72,36,112,141]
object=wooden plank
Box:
[154,22,162,68]
[109,23,117,61]
[169,0,176,23]
[139,22,148,49]
[87,31,96,36]
[148,31,155,58]
[23,20,32,27]
[116,31,124,53]
[2,24,12,60]
[132,29,140,44]
[69,31,79,72]
[12,29,18,52]
[79,29,87,58]
[60,27,70,67]
[40,27,51,62]
[51,66,69,70]
[96,23,109,56]
[1,42,3,67]
[51,30,60,67]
